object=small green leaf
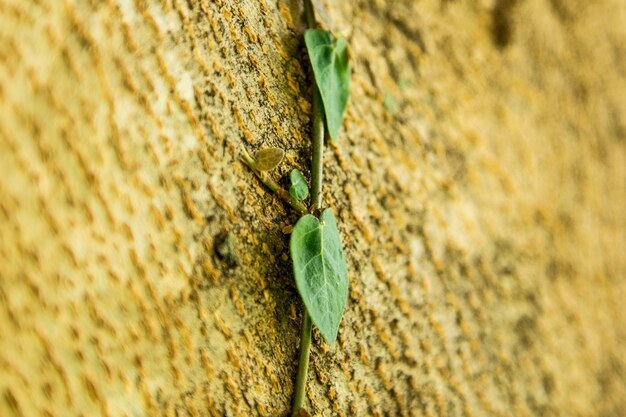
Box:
[383,93,396,113]
[254,147,285,171]
[289,169,309,201]
[304,29,350,142]
[290,208,348,344]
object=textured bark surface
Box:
[1,0,625,416]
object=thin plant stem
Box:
[240,148,308,215]
[304,0,316,28]
[290,121,320,409]
[310,87,324,210]
[292,2,325,415]
[291,312,312,415]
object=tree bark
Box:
[1,1,625,416]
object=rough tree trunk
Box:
[1,0,625,416]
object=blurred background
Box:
[1,0,625,416]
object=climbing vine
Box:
[241,1,350,414]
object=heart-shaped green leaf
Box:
[290,208,348,344]
[254,147,284,171]
[289,169,309,201]
[304,29,350,142]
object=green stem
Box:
[310,87,324,210]
[240,148,308,215]
[303,0,316,28]
[291,312,312,415]
[292,2,324,415]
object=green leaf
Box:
[305,29,350,142]
[254,147,284,171]
[290,208,348,344]
[383,93,396,113]
[289,169,309,201]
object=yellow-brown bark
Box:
[1,1,625,416]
